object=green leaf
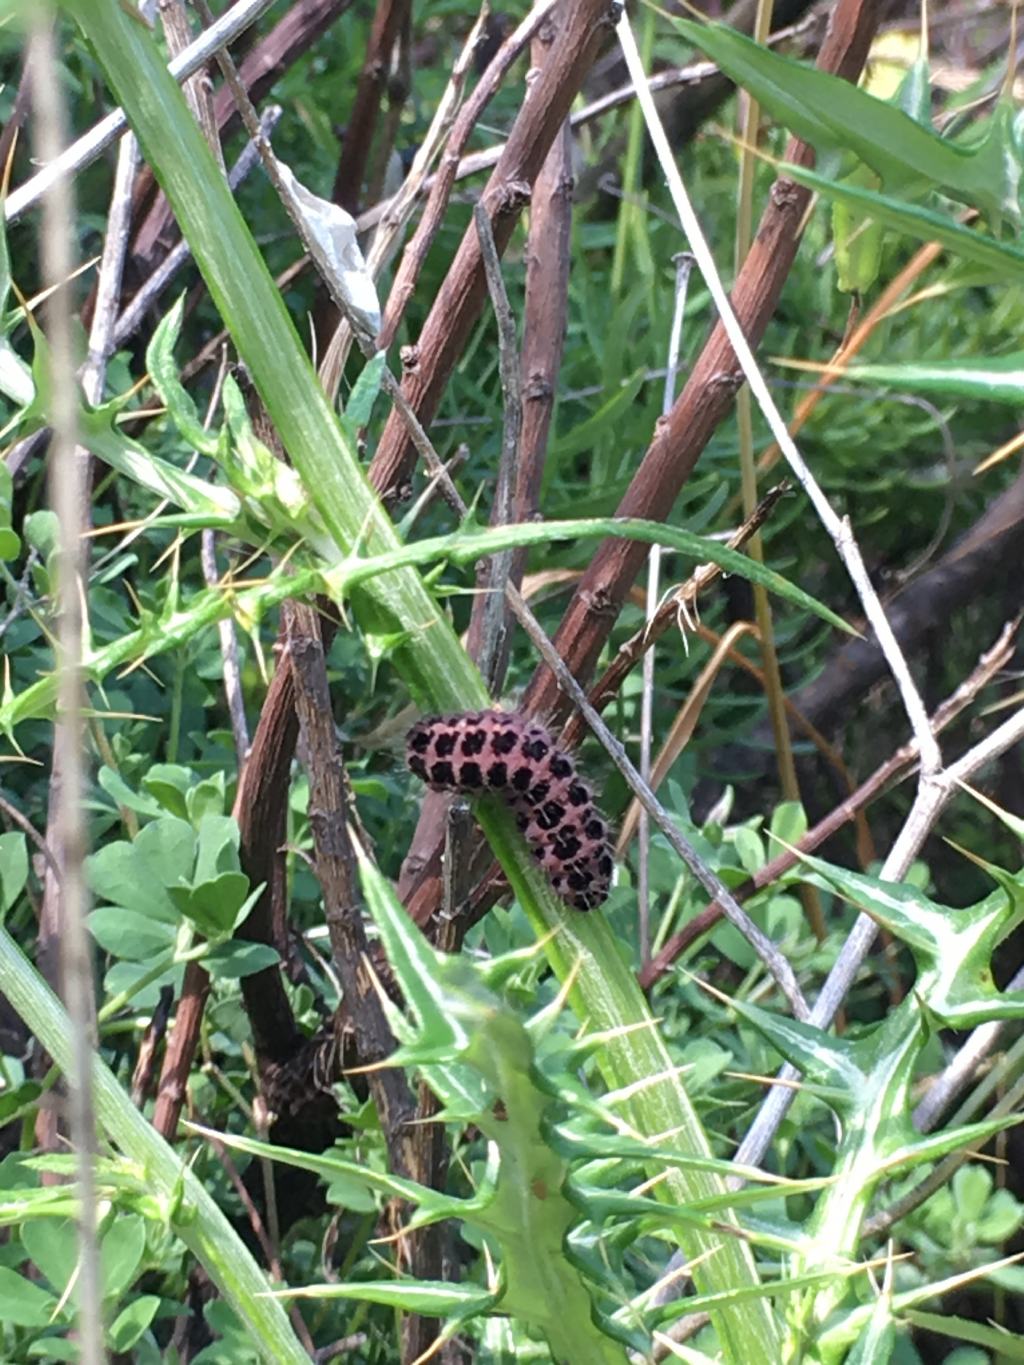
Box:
[833,164,885,294]
[146,296,220,456]
[837,352,1024,404]
[676,18,1020,230]
[21,1216,78,1296]
[902,1310,1024,1359]
[0,461,20,560]
[192,813,240,883]
[78,399,240,522]
[343,349,385,429]
[276,1277,502,1316]
[107,1294,161,1352]
[87,906,177,961]
[796,852,1024,1028]
[98,767,164,818]
[0,923,311,1363]
[141,765,195,819]
[0,832,28,915]
[780,160,1024,281]
[549,368,647,462]
[101,1212,146,1299]
[340,515,854,636]
[0,1267,61,1327]
[86,817,196,922]
[168,871,253,940]
[203,941,280,980]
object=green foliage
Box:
[0,2,1022,1362]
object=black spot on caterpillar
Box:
[405,710,614,912]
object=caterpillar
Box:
[406,710,613,912]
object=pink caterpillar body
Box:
[406,710,613,911]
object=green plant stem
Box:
[0,925,310,1365]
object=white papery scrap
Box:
[274,160,381,340]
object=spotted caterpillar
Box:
[406,710,613,911]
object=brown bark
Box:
[367,0,618,502]
[522,0,882,728]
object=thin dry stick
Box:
[349,12,824,237]
[6,0,275,223]
[472,202,521,694]
[507,584,811,1019]
[731,0,822,942]
[30,14,104,1363]
[639,252,693,970]
[617,7,956,1163]
[559,483,791,754]
[318,2,491,397]
[377,0,562,350]
[616,10,939,780]
[111,107,280,348]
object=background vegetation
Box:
[1,0,1023,1360]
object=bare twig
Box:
[376,0,562,351]
[471,202,520,693]
[285,603,442,1364]
[562,483,791,750]
[616,9,939,780]
[110,106,281,350]
[159,0,224,167]
[367,0,613,502]
[7,0,275,223]
[349,11,823,239]
[509,586,811,1019]
[639,253,693,970]
[318,3,490,395]
[30,13,103,1360]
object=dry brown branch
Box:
[375,0,561,353]
[367,0,616,501]
[398,28,574,912]
[516,0,880,726]
[285,602,448,1365]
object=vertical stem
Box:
[732,0,824,938]
[30,12,105,1362]
[638,252,693,973]
[609,3,653,297]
